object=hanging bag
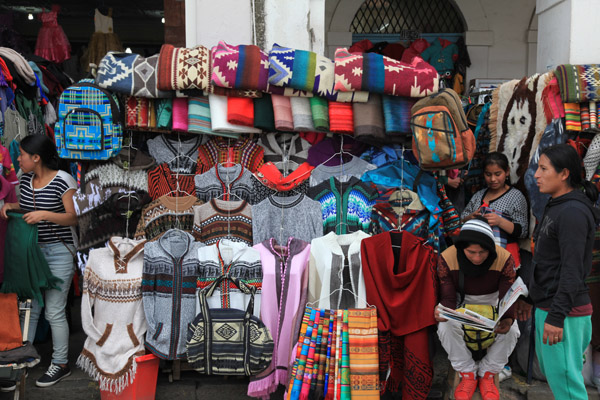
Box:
[186,274,274,376]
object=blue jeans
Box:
[25,242,75,365]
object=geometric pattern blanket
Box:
[97,52,173,98]
[157,44,210,91]
[555,64,600,103]
[333,48,439,98]
[268,44,369,102]
[211,41,269,91]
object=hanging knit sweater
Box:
[194,164,257,204]
[77,237,148,394]
[147,163,199,200]
[86,163,149,193]
[142,229,204,360]
[147,134,204,174]
[308,156,376,187]
[308,176,377,235]
[252,193,323,245]
[257,133,310,175]
[195,239,263,317]
[197,136,264,174]
[134,195,202,240]
[247,238,311,399]
[192,199,253,246]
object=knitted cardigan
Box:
[86,163,148,193]
[308,156,376,187]
[192,199,253,246]
[77,237,148,394]
[195,239,263,317]
[147,134,204,174]
[247,238,310,399]
[142,229,204,360]
[134,195,202,240]
[252,193,323,245]
[194,164,256,204]
[258,133,310,175]
[307,231,370,309]
[197,137,264,174]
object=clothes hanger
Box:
[306,287,374,309]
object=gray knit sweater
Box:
[309,156,376,187]
[252,193,323,245]
[194,164,257,204]
[147,135,205,174]
[142,229,204,360]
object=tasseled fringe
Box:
[77,354,138,395]
[247,370,287,400]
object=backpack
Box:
[410,88,475,170]
[54,79,123,160]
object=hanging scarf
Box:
[347,308,380,399]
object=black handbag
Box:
[186,274,274,376]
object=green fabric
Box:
[156,98,173,129]
[1,212,62,306]
[535,308,591,400]
[309,97,329,132]
[15,94,44,132]
[253,93,275,132]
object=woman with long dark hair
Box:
[518,144,599,399]
[1,135,77,388]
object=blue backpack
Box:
[55,79,123,160]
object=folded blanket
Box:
[310,97,329,131]
[97,52,172,98]
[156,98,172,129]
[581,103,591,130]
[271,94,294,131]
[555,64,600,103]
[334,48,439,97]
[202,85,262,98]
[172,97,189,131]
[254,93,275,132]
[211,41,269,91]
[328,101,354,134]
[188,96,212,134]
[268,44,369,102]
[227,97,254,127]
[157,44,210,90]
[208,94,257,135]
[353,94,385,143]
[290,97,315,131]
[382,95,415,134]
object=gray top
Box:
[258,133,311,175]
[309,156,377,187]
[252,193,323,245]
[147,134,205,174]
[194,164,257,204]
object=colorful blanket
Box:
[555,64,600,103]
[268,44,369,102]
[334,48,439,97]
[211,41,269,91]
[157,44,210,91]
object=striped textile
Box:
[147,163,198,200]
[211,41,269,91]
[300,309,321,399]
[197,137,264,174]
[188,96,212,134]
[347,308,379,399]
[290,308,318,399]
[286,308,311,400]
[565,102,582,131]
[328,101,354,134]
[312,310,331,399]
[191,199,253,246]
[555,64,600,102]
[436,180,461,237]
[309,97,329,131]
[334,310,343,399]
[134,195,201,240]
[340,310,351,400]
[324,313,336,399]
[382,95,415,134]
[581,103,591,130]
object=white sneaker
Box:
[498,365,512,382]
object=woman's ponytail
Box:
[581,180,599,203]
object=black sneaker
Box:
[0,381,16,392]
[35,364,71,387]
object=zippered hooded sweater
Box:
[531,189,600,328]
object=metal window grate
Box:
[351,0,465,34]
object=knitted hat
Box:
[455,216,496,254]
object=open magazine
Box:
[437,277,529,332]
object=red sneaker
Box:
[454,371,477,400]
[478,371,499,400]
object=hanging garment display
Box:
[187,274,274,376]
[87,9,123,72]
[309,156,376,187]
[248,237,311,399]
[252,193,323,245]
[147,134,203,175]
[197,136,265,174]
[85,162,149,194]
[78,238,147,394]
[147,163,198,200]
[192,199,253,245]
[142,229,203,360]
[196,239,262,316]
[308,231,370,310]
[134,195,202,240]
[259,133,311,174]
[252,162,313,198]
[194,164,256,204]
[308,176,377,235]
[360,231,437,398]
[34,6,71,63]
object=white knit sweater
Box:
[77,237,148,394]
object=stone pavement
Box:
[1,300,599,399]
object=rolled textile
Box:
[211,41,269,91]
[268,44,369,102]
[290,97,315,131]
[271,94,294,131]
[208,94,257,135]
[310,97,329,131]
[328,101,354,135]
[172,97,189,131]
[565,103,582,131]
[149,100,157,128]
[188,96,212,134]
[382,95,415,134]
[581,103,591,130]
[353,94,385,144]
[591,101,598,128]
[227,97,254,127]
[555,64,600,103]
[254,93,276,132]
[157,44,210,90]
[334,48,439,98]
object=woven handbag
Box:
[186,274,274,376]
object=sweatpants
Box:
[535,309,591,400]
[437,318,520,377]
